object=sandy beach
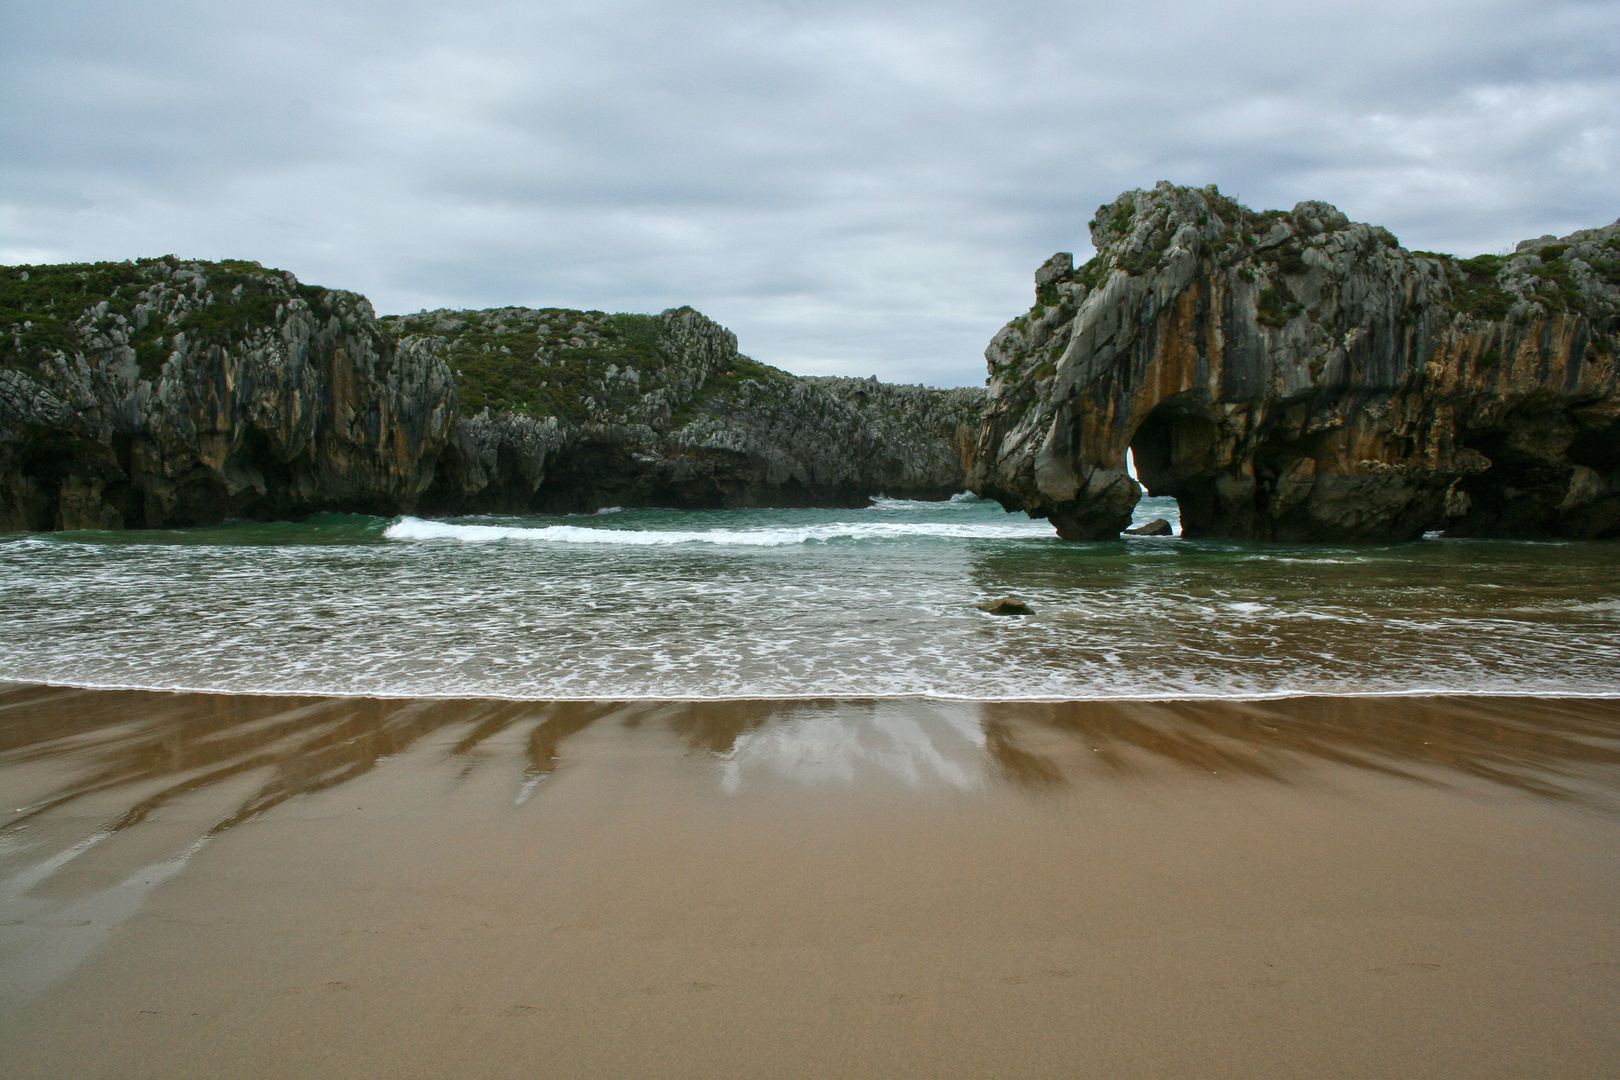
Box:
[2,684,1618,1078]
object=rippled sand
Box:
[2,685,1619,1077]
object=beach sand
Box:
[1,684,1618,1077]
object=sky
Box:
[2,1,1617,387]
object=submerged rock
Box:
[969,183,1620,540]
[1123,518,1173,536]
[977,597,1034,615]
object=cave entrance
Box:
[1128,402,1219,534]
[1452,414,1620,538]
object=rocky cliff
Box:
[1,258,454,530]
[1,258,980,531]
[970,183,1620,540]
[383,304,981,513]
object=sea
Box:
[2,493,1617,702]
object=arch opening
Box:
[1128,403,1220,534]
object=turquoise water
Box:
[2,494,1618,700]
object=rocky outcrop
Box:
[386,305,982,514]
[1,259,981,531]
[1,258,455,530]
[976,597,1034,616]
[970,183,1620,540]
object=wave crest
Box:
[383,516,1053,547]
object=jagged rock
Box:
[386,306,983,514]
[1,261,983,530]
[1123,518,1172,536]
[969,182,1620,540]
[976,597,1034,615]
[1,258,455,530]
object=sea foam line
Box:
[383,516,1055,546]
[5,675,1618,706]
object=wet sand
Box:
[1,685,1619,1078]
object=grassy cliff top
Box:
[380,305,794,425]
[5,260,980,434]
[0,257,342,380]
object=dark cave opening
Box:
[1453,426,1569,536]
[1128,403,1220,534]
[1568,418,1620,474]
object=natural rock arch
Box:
[970,183,1620,541]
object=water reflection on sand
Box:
[3,684,1620,1000]
[716,702,986,793]
[5,686,1619,825]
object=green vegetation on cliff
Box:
[973,181,1620,543]
[1,257,453,531]
[2,257,329,381]
[382,307,663,421]
[378,305,803,431]
[2,256,984,528]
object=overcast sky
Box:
[2,1,1616,386]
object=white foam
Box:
[383,516,1054,546]
[871,493,980,510]
[7,504,1620,705]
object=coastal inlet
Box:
[1,495,1617,701]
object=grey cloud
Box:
[1,0,1616,386]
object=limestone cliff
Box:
[1,259,980,531]
[1,258,454,530]
[383,305,981,513]
[970,183,1620,540]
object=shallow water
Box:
[1,494,1618,699]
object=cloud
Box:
[2,0,1616,385]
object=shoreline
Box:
[6,676,1620,705]
[6,682,1620,833]
[4,683,1619,1076]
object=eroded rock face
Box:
[970,182,1620,540]
[2,261,982,531]
[388,305,982,514]
[1,259,456,530]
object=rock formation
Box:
[976,597,1034,616]
[1,258,980,531]
[1,258,454,530]
[385,305,983,514]
[970,183,1620,540]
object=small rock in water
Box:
[1124,518,1172,536]
[977,597,1034,616]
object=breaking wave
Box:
[4,496,1619,702]
[383,516,1055,546]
